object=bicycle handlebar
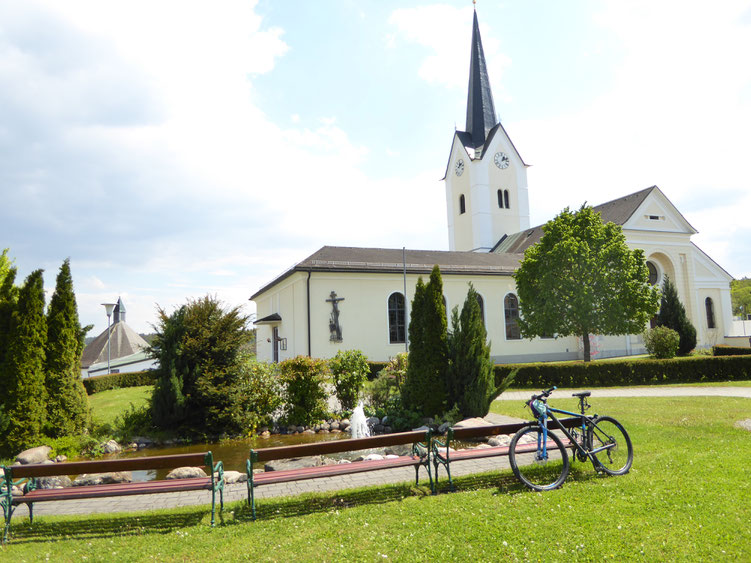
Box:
[531,386,557,401]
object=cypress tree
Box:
[0,267,19,397]
[402,266,448,417]
[3,270,47,455]
[448,284,495,417]
[45,259,91,437]
[656,276,697,356]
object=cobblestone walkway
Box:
[15,385,750,519]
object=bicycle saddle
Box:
[572,391,591,398]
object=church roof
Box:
[80,321,149,369]
[465,9,497,150]
[251,246,522,300]
[493,186,659,254]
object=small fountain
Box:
[349,403,371,438]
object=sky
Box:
[1,0,750,337]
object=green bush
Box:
[238,359,284,432]
[112,403,153,441]
[712,345,751,356]
[493,354,751,389]
[367,362,389,379]
[329,350,370,411]
[83,370,157,394]
[375,395,423,432]
[280,356,329,426]
[644,326,680,359]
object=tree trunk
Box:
[582,332,591,362]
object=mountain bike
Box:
[508,386,633,491]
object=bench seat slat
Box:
[9,453,210,479]
[254,455,423,486]
[13,477,213,504]
[437,439,575,463]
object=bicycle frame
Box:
[534,402,615,466]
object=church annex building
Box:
[251,11,734,365]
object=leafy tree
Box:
[149,295,251,435]
[656,276,697,356]
[2,270,47,455]
[402,265,448,416]
[515,205,660,362]
[447,284,495,417]
[731,277,751,318]
[44,259,91,436]
[329,349,370,411]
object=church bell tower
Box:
[445,9,530,252]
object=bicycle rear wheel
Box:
[586,416,633,475]
[509,425,570,491]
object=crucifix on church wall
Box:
[326,291,344,342]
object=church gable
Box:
[621,187,697,234]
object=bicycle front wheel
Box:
[587,416,633,475]
[509,425,570,491]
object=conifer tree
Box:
[0,267,19,398]
[3,270,47,455]
[402,266,448,417]
[45,259,91,436]
[656,276,697,356]
[447,284,495,417]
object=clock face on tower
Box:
[494,152,510,169]
[455,159,465,176]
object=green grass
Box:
[3,395,750,561]
[88,385,153,427]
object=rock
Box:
[287,425,297,434]
[383,426,393,434]
[384,445,411,456]
[166,467,207,479]
[373,424,385,434]
[41,459,54,465]
[421,417,434,425]
[385,454,399,459]
[221,471,247,484]
[488,436,511,447]
[472,444,492,450]
[321,457,338,466]
[736,419,751,432]
[34,476,73,489]
[331,429,341,433]
[11,486,23,496]
[16,445,52,465]
[412,425,430,432]
[453,417,493,428]
[363,453,384,462]
[303,429,316,434]
[260,431,271,438]
[337,459,352,464]
[54,454,68,463]
[73,472,132,486]
[296,426,305,433]
[100,440,122,454]
[127,443,138,450]
[366,416,380,427]
[381,416,389,425]
[329,421,340,430]
[438,422,451,434]
[339,419,350,430]
[264,457,322,472]
[258,426,269,434]
[132,436,154,448]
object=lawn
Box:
[88,385,152,428]
[3,394,750,561]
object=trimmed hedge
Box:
[712,345,751,357]
[83,370,157,394]
[494,355,751,389]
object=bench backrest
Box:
[449,417,580,441]
[251,430,430,463]
[5,452,212,479]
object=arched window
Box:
[647,261,659,285]
[504,293,521,340]
[388,292,406,343]
[475,293,485,325]
[497,189,504,208]
[459,194,466,214]
[504,189,510,209]
[705,297,716,329]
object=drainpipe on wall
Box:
[306,269,312,357]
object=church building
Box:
[251,10,734,364]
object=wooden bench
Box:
[246,430,431,519]
[431,418,580,491]
[1,451,224,543]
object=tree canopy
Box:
[731,277,751,318]
[514,205,660,362]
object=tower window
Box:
[459,194,466,214]
[504,190,510,209]
[504,293,521,340]
[705,297,716,329]
[647,261,659,285]
[388,292,406,343]
[497,189,504,209]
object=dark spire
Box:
[465,9,498,149]
[113,297,126,324]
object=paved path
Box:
[14,386,750,519]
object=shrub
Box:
[644,326,680,359]
[280,356,329,426]
[712,345,751,357]
[329,350,370,411]
[238,358,283,432]
[112,403,153,441]
[376,395,423,432]
[83,370,157,394]
[656,276,697,355]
